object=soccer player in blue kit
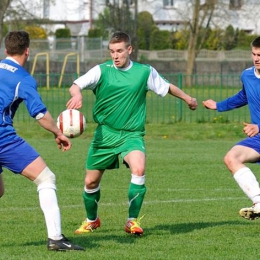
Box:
[203,36,260,221]
[67,31,198,235]
[0,31,84,251]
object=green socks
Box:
[83,189,100,220]
[128,183,146,218]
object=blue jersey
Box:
[217,66,260,128]
[0,58,47,145]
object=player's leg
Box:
[0,174,4,198]
[22,156,84,250]
[123,150,146,235]
[75,169,103,234]
[224,144,260,220]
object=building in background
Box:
[8,0,260,36]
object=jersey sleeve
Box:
[74,65,101,90]
[216,88,248,112]
[147,66,170,97]
[18,76,47,118]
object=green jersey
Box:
[74,60,169,131]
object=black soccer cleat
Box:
[47,234,85,251]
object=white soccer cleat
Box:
[239,205,260,220]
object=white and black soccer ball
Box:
[57,109,86,138]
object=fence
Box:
[13,73,250,125]
[0,37,252,62]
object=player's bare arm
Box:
[67,83,83,109]
[243,122,259,137]
[202,99,217,110]
[168,84,198,110]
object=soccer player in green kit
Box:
[66,31,198,235]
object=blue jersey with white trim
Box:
[217,66,260,125]
[0,58,47,144]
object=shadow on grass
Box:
[19,220,251,250]
[149,220,249,235]
[19,231,144,250]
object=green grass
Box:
[0,122,259,259]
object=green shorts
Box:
[86,125,146,170]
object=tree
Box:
[150,29,172,50]
[94,1,137,58]
[222,25,237,50]
[186,0,218,85]
[137,11,157,50]
[0,0,11,47]
[95,1,134,38]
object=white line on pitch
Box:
[0,196,245,212]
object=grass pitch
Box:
[0,123,259,260]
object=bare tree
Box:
[186,0,218,86]
[0,0,12,47]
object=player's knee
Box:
[33,167,56,192]
[85,176,100,189]
[131,164,145,175]
[224,152,233,167]
[85,180,100,190]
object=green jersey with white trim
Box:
[74,60,170,132]
[93,60,150,131]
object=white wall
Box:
[8,0,260,35]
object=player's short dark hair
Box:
[251,36,260,48]
[5,31,30,55]
[108,31,131,48]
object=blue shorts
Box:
[236,135,260,162]
[0,136,39,174]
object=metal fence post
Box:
[177,73,183,122]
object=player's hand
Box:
[202,99,217,110]
[188,97,198,110]
[243,122,259,137]
[66,93,83,109]
[55,134,72,151]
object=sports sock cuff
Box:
[233,167,251,178]
[84,185,100,194]
[131,174,145,185]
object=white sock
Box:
[233,167,260,204]
[131,174,145,185]
[38,186,62,240]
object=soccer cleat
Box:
[74,217,101,234]
[125,217,144,235]
[239,205,260,220]
[47,234,85,251]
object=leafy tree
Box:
[222,25,237,50]
[137,11,156,50]
[150,29,172,50]
[55,28,71,50]
[88,28,102,38]
[94,1,136,58]
[172,30,189,50]
[95,2,134,39]
[25,25,47,39]
[203,28,223,50]
[236,30,258,50]
[55,28,71,38]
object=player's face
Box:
[252,47,260,73]
[109,42,132,68]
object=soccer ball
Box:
[57,109,86,138]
